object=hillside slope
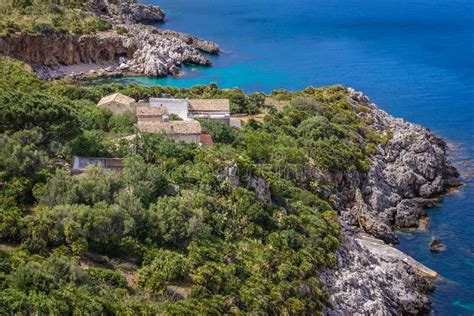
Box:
[0,58,460,314]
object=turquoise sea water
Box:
[121,0,474,313]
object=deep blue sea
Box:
[125,0,474,313]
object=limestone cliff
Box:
[340,89,459,244]
[0,0,220,80]
[1,33,135,67]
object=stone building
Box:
[136,105,167,122]
[188,99,230,124]
[137,120,202,144]
[97,93,136,114]
[229,117,242,129]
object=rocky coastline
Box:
[320,89,461,315]
[0,1,462,312]
[0,0,220,80]
[217,86,460,314]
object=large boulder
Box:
[248,176,271,206]
[218,162,240,188]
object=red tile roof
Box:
[200,134,214,147]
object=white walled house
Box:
[149,98,189,120]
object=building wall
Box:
[71,156,124,175]
[229,118,242,129]
[169,134,201,144]
[189,111,230,116]
[137,116,163,123]
[189,114,230,125]
[165,103,188,120]
[150,98,189,120]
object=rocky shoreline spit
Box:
[320,89,461,315]
[0,0,220,80]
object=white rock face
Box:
[353,89,459,242]
[321,233,433,315]
[122,24,217,78]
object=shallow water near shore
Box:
[116,0,474,313]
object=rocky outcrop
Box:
[248,176,272,206]
[321,89,461,315]
[343,89,460,244]
[218,162,240,188]
[122,24,217,77]
[0,0,219,80]
[321,233,433,315]
[156,29,220,53]
[210,88,459,315]
[91,0,165,24]
[218,162,272,206]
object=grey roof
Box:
[71,156,124,174]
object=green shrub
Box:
[199,119,237,144]
[85,268,127,288]
[0,58,396,314]
[108,114,136,134]
[138,250,187,294]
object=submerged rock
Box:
[430,238,447,252]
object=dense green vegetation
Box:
[0,58,386,314]
[0,0,111,37]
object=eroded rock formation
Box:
[342,89,460,244]
[0,0,220,80]
[92,0,166,24]
[1,33,134,67]
[321,89,460,315]
[320,233,433,315]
